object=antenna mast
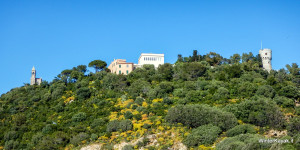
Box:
[261,41,263,49]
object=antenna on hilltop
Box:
[261,41,263,49]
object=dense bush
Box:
[183,124,221,147]
[76,87,91,100]
[107,120,120,132]
[226,124,256,137]
[72,112,87,122]
[287,116,300,137]
[119,120,133,131]
[279,85,300,99]
[70,132,89,146]
[165,104,238,130]
[255,85,276,98]
[273,96,294,108]
[224,97,285,129]
[106,120,133,132]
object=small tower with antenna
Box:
[259,43,272,72]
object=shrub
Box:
[256,85,276,98]
[134,97,144,105]
[4,140,19,150]
[91,133,98,141]
[91,118,105,129]
[4,131,18,141]
[31,132,43,145]
[42,124,53,134]
[124,111,133,119]
[122,144,134,150]
[273,96,294,108]
[212,87,230,101]
[76,87,91,101]
[165,104,238,131]
[226,124,256,137]
[134,114,142,121]
[107,120,120,132]
[287,116,300,137]
[52,131,69,146]
[70,132,89,146]
[279,85,300,99]
[72,112,87,122]
[183,124,221,147]
[296,107,300,115]
[119,120,133,131]
[163,97,173,105]
[224,97,285,129]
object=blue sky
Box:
[0,0,300,94]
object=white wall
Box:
[138,53,164,68]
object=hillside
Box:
[0,51,299,150]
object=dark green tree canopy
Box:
[88,60,107,72]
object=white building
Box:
[135,53,164,68]
[259,48,272,72]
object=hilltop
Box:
[0,51,299,150]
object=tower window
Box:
[265,53,267,55]
[119,65,121,68]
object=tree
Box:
[192,50,199,62]
[286,63,300,76]
[88,60,107,72]
[205,52,223,66]
[242,52,254,63]
[157,63,174,81]
[177,54,184,63]
[230,54,241,64]
[73,65,87,73]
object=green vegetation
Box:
[183,124,221,147]
[0,50,299,149]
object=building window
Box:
[119,70,121,74]
[265,53,267,55]
[126,70,128,74]
[119,65,121,68]
[127,64,129,68]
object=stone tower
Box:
[259,48,272,72]
[30,66,36,85]
[30,66,42,85]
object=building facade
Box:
[259,48,272,72]
[30,66,42,85]
[136,53,164,68]
[108,59,134,75]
